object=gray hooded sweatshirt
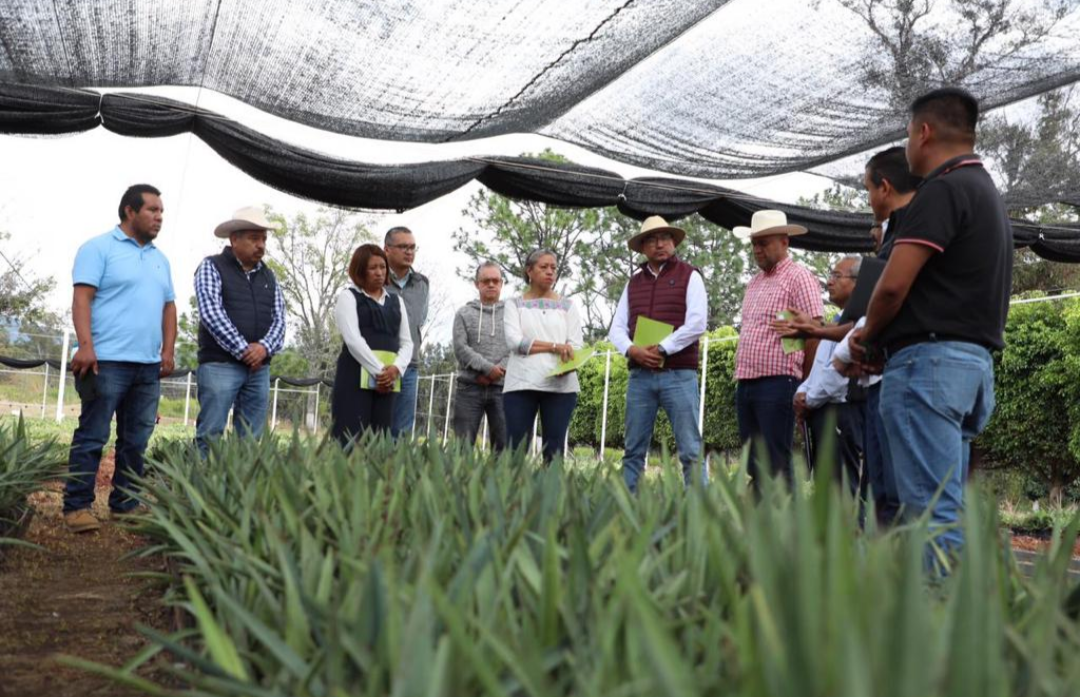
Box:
[452,299,509,385]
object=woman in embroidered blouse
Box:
[503,249,583,463]
[331,244,413,446]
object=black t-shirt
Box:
[879,155,1013,351]
[876,206,907,260]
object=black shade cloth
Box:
[2,0,1077,179]
[1,84,1079,259]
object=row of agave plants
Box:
[0,417,64,551]
[76,434,1080,697]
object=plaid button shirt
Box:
[735,257,824,380]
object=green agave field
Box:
[40,434,1077,697]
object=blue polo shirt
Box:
[72,227,175,363]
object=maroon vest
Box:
[627,258,700,370]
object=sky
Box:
[0,85,831,347]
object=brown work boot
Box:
[64,509,101,533]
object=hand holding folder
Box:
[360,350,402,392]
[633,317,675,367]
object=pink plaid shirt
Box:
[735,256,824,380]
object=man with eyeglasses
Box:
[608,216,708,493]
[451,261,509,450]
[793,256,864,495]
[384,226,429,438]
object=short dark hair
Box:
[865,146,920,193]
[384,226,412,246]
[348,244,389,287]
[117,184,161,222]
[910,87,979,143]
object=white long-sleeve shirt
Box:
[503,296,583,393]
[797,336,848,408]
[333,285,413,377]
[608,264,708,356]
[831,317,882,388]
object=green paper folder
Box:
[549,347,595,376]
[777,311,805,354]
[360,350,402,391]
[633,316,675,347]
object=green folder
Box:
[360,350,401,391]
[549,347,595,376]
[633,316,675,347]
[633,316,675,367]
[777,311,805,354]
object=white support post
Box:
[599,350,612,460]
[40,363,49,419]
[313,383,320,435]
[531,415,539,457]
[183,371,193,426]
[55,329,71,423]
[411,369,421,438]
[442,376,454,441]
[271,378,280,431]
[480,414,489,452]
[425,375,437,438]
[698,337,710,434]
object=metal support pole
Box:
[698,337,710,434]
[313,383,320,435]
[55,329,71,423]
[411,368,421,438]
[40,363,49,419]
[532,415,539,457]
[271,378,280,431]
[442,376,455,441]
[599,350,612,460]
[425,375,437,438]
[480,414,489,452]
[183,371,193,426]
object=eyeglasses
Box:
[389,244,418,252]
[642,233,675,245]
[827,272,857,280]
[477,278,502,285]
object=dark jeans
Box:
[65,361,161,513]
[864,383,900,525]
[390,364,419,438]
[806,401,866,499]
[195,362,270,456]
[452,380,508,451]
[736,376,798,486]
[503,390,578,463]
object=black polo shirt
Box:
[876,205,907,260]
[879,154,1012,351]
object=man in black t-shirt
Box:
[849,87,1012,566]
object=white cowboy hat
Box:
[732,210,807,241]
[628,215,686,253]
[213,206,277,239]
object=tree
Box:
[0,231,58,329]
[264,206,376,380]
[833,0,1069,113]
[175,296,200,371]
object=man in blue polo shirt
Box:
[850,88,1012,567]
[64,184,177,533]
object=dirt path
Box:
[0,456,172,697]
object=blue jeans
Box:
[65,361,161,513]
[503,390,578,463]
[864,383,900,525]
[880,342,995,561]
[622,369,705,493]
[736,376,798,486]
[391,364,420,438]
[195,362,271,456]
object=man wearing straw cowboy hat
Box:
[609,216,708,493]
[193,206,286,456]
[733,210,824,487]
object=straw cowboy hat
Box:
[213,206,277,238]
[732,210,807,241]
[628,215,686,253]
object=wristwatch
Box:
[657,345,669,357]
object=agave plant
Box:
[69,432,1080,697]
[0,416,66,544]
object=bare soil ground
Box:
[0,453,174,697]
